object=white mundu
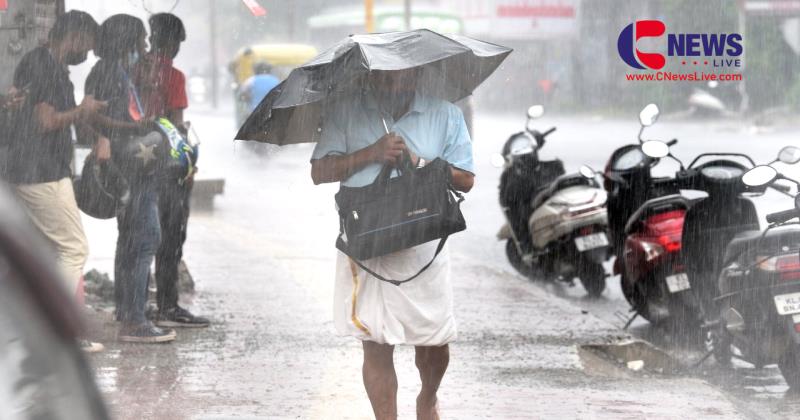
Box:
[333,240,456,346]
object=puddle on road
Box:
[578,339,683,378]
[578,339,800,418]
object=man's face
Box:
[63,31,94,65]
[369,70,418,95]
[368,69,419,112]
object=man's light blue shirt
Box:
[244,74,280,111]
[311,92,474,188]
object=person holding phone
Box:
[7,10,106,353]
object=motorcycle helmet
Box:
[155,118,198,181]
[111,124,168,178]
[74,156,131,219]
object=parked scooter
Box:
[497,106,610,296]
[604,104,663,256]
[603,104,693,325]
[637,139,799,341]
[708,151,800,388]
[622,193,694,326]
[496,105,564,275]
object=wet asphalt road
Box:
[82,106,800,419]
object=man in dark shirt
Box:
[9,10,107,353]
[10,15,106,184]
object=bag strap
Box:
[347,236,448,287]
[374,154,416,188]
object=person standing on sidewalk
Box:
[7,10,107,353]
[85,14,175,343]
[136,13,209,328]
[310,69,475,420]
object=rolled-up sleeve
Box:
[311,111,347,161]
[442,106,474,174]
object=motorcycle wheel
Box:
[578,261,606,297]
[778,346,800,389]
[505,239,533,278]
[621,273,657,322]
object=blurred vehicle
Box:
[0,184,109,419]
[496,105,609,297]
[712,155,800,388]
[687,81,740,118]
[229,43,318,127]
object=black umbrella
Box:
[234,29,512,145]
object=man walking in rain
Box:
[310,68,474,420]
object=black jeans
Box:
[154,178,193,312]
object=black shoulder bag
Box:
[334,158,466,286]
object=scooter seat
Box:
[532,172,599,210]
[723,228,800,265]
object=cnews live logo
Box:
[617,20,743,74]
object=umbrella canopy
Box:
[234,29,512,145]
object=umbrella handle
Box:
[381,117,390,135]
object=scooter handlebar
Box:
[667,138,678,146]
[542,127,557,137]
[766,209,799,224]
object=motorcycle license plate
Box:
[774,292,800,315]
[665,273,691,293]
[575,233,608,252]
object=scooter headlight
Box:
[508,133,536,156]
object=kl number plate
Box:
[666,273,691,293]
[575,233,609,252]
[774,292,800,315]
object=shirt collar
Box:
[44,46,69,75]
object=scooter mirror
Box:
[490,153,506,168]
[639,103,660,127]
[579,165,595,179]
[708,80,719,89]
[778,146,800,165]
[527,105,545,120]
[741,165,778,187]
[641,140,669,158]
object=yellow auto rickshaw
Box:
[229,43,318,126]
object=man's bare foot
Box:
[416,394,440,420]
